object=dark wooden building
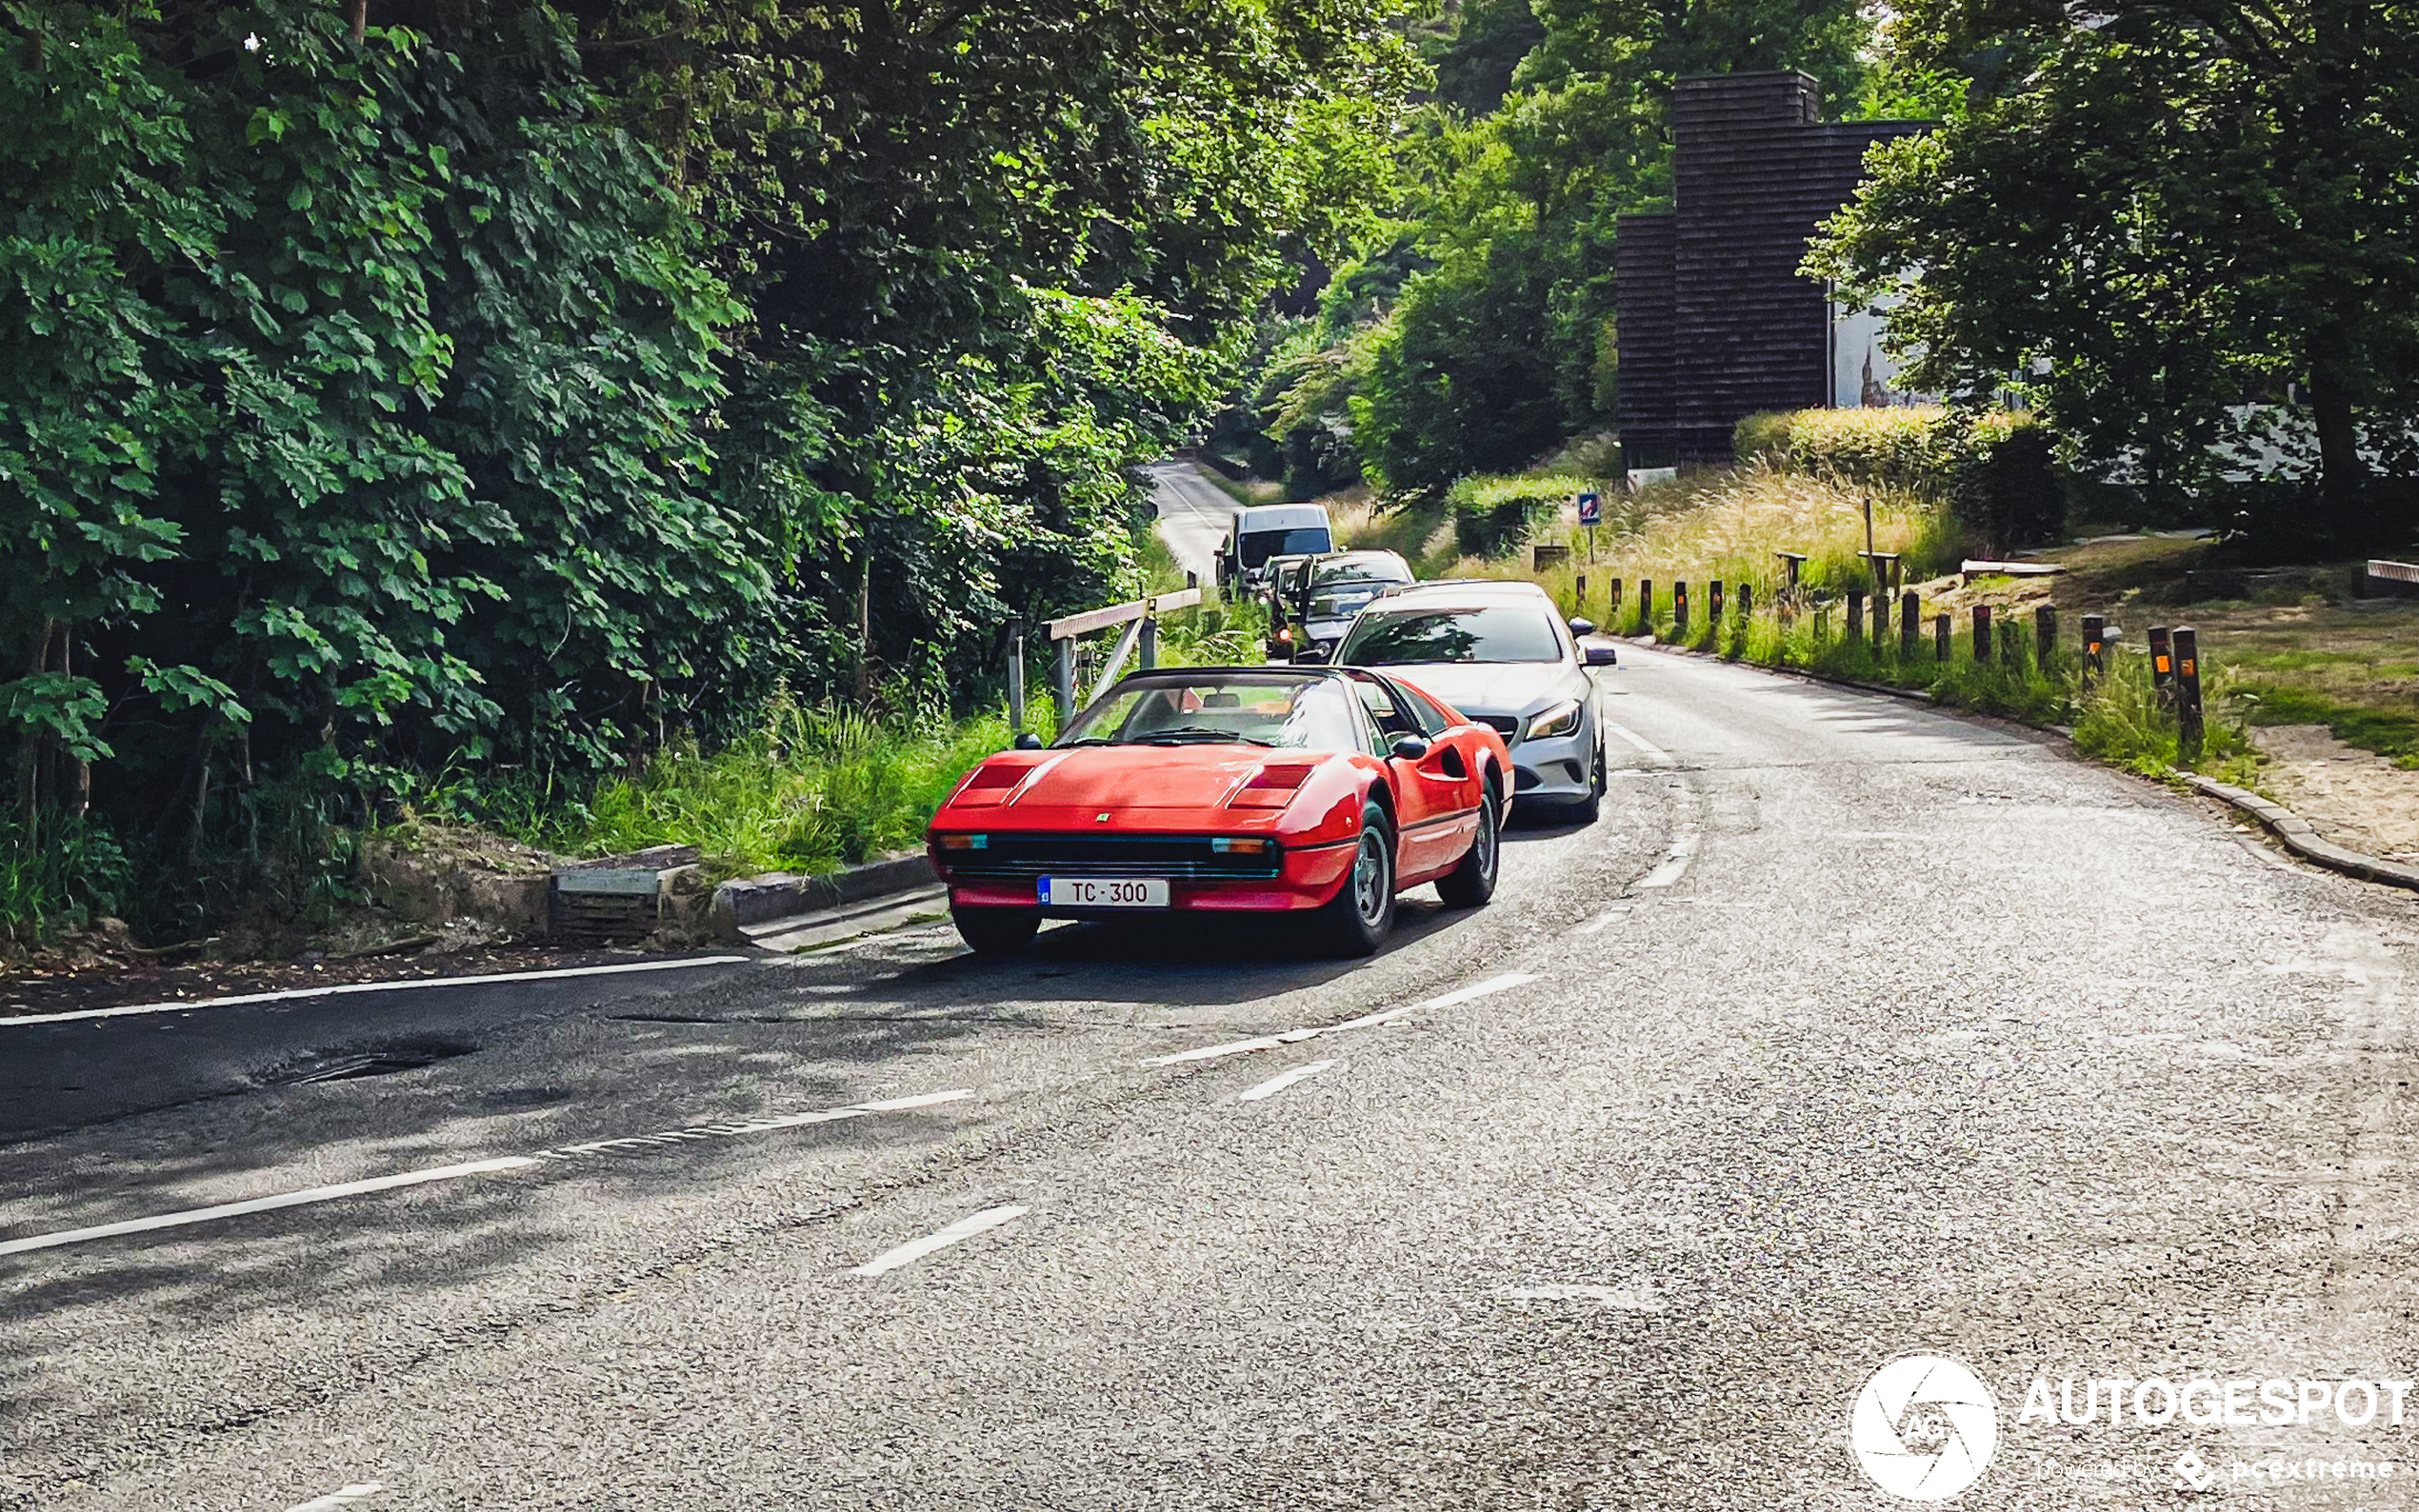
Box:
[1617,73,1930,468]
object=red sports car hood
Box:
[960,746,1303,810]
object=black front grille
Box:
[943,833,1282,880]
[1475,714,1522,744]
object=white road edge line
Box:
[1579,905,1633,934]
[1601,719,1676,768]
[1237,1059,1338,1103]
[1141,972,1538,1067]
[851,1204,1030,1276]
[1,1091,973,1259]
[287,1485,386,1512]
[2,955,753,1027]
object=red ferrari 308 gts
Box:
[926,666,1513,956]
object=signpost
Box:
[1577,491,1600,566]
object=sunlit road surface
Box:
[1145,458,1235,584]
[3,648,2413,1510]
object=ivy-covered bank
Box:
[0,0,1414,941]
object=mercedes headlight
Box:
[1527,698,1584,740]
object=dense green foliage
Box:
[1809,0,2419,551]
[1734,407,2061,548]
[1234,0,1909,503]
[0,0,1419,936]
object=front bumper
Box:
[938,837,1359,915]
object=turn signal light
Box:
[1210,837,1272,854]
[935,833,988,850]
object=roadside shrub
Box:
[1735,407,2063,551]
[1447,474,1594,558]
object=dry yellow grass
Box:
[1332,464,1965,619]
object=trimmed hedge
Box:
[1735,407,2063,549]
[1447,474,1585,557]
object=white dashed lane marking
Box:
[1141,973,1538,1067]
[287,1485,386,1511]
[852,1204,1030,1276]
[1601,719,1677,768]
[0,955,753,1027]
[1237,1059,1339,1103]
[0,1091,971,1260]
[0,1159,541,1259]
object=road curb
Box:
[712,851,939,936]
[2180,774,2419,893]
[1634,638,2419,896]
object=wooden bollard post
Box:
[1847,589,1866,641]
[2149,626,2175,705]
[1871,585,1889,645]
[1576,573,1588,613]
[2034,606,2058,670]
[1934,612,1950,662]
[1609,577,1624,618]
[2174,627,2205,759]
[1709,580,1725,626]
[1900,591,1919,659]
[1971,604,1992,662]
[1674,581,1689,637]
[1638,579,1653,634]
[1738,583,1753,624]
[2081,614,2106,691]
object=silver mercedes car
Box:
[1329,580,1616,820]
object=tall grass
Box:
[0,817,134,943]
[1359,463,1969,615]
[510,696,1019,879]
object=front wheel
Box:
[1310,803,1396,957]
[953,906,1039,955]
[1434,780,1501,908]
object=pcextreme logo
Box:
[1849,1353,2002,1502]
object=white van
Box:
[1220,503,1334,587]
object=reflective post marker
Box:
[1709,581,1725,627]
[1673,581,1689,638]
[2082,614,2106,690]
[1638,579,1653,635]
[2149,626,2175,705]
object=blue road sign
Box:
[1577,491,1601,527]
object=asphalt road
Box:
[1145,461,1234,583]
[4,649,2415,1511]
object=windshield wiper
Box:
[1126,726,1276,746]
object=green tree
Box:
[1811,0,2419,547]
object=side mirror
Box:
[1568,617,1597,637]
[1013,731,1046,750]
[1389,734,1431,762]
[1584,645,1620,667]
[1292,643,1329,664]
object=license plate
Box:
[1039,876,1170,908]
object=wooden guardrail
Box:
[1010,587,1204,736]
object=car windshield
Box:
[1239,527,1331,568]
[1314,559,1409,587]
[1338,607,1564,666]
[1055,674,1363,751]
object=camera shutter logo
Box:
[1849,1354,2000,1501]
